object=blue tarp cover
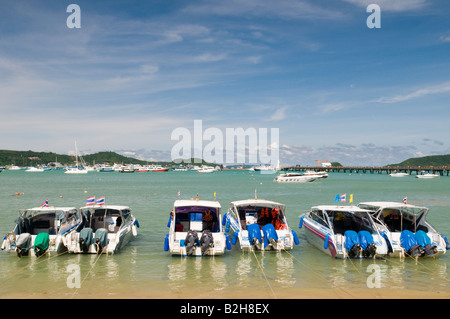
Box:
[262,223,278,248]
[344,230,359,252]
[247,223,262,246]
[400,230,418,251]
[415,230,431,247]
[358,230,374,250]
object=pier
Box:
[281,165,450,176]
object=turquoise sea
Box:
[0,169,449,299]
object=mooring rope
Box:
[71,248,105,298]
[250,247,277,299]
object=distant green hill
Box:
[0,150,219,167]
[0,150,149,166]
[387,154,450,167]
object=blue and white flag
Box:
[96,197,105,206]
[86,196,95,206]
[41,199,49,208]
[340,193,346,202]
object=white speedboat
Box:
[299,205,389,259]
[164,200,231,256]
[65,205,139,254]
[390,172,409,177]
[274,173,316,183]
[358,202,448,258]
[303,170,328,178]
[1,206,84,257]
[65,142,89,174]
[223,199,299,251]
[25,166,45,172]
[415,173,440,179]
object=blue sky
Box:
[1,0,450,165]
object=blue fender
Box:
[164,234,169,251]
[134,219,140,228]
[441,234,450,250]
[167,216,172,228]
[232,230,239,245]
[299,216,304,229]
[324,234,330,249]
[225,234,232,250]
[292,230,300,245]
[222,213,228,226]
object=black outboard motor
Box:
[423,244,438,257]
[94,228,109,254]
[79,228,93,253]
[16,233,32,257]
[400,230,424,257]
[359,231,377,258]
[200,231,214,256]
[344,230,361,258]
[185,230,199,256]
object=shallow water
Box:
[0,169,449,299]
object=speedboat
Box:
[303,170,328,178]
[65,205,139,254]
[65,166,88,174]
[150,165,169,172]
[299,205,389,259]
[274,173,316,183]
[164,199,231,256]
[358,202,448,258]
[223,199,299,251]
[390,172,409,177]
[416,173,440,179]
[25,166,45,172]
[1,206,84,257]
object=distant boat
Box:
[25,166,45,172]
[416,173,439,179]
[253,160,280,173]
[65,142,88,174]
[274,173,316,183]
[390,172,409,177]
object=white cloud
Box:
[342,0,428,12]
[268,106,288,121]
[375,82,450,103]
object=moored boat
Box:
[223,199,299,251]
[1,206,84,257]
[299,205,389,259]
[274,173,316,183]
[164,199,231,256]
[65,205,139,254]
[415,173,440,179]
[357,202,448,258]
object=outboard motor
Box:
[185,230,199,256]
[262,223,278,249]
[79,228,93,253]
[415,230,438,258]
[247,223,262,249]
[16,233,32,257]
[94,228,109,254]
[358,230,377,258]
[400,230,423,257]
[200,231,214,256]
[344,230,361,258]
[34,232,50,257]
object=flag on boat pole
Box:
[340,193,346,202]
[41,199,49,208]
[177,190,181,198]
[96,197,105,206]
[86,196,95,206]
[349,194,354,203]
[402,196,407,204]
[214,192,216,201]
[255,189,258,200]
[334,194,340,203]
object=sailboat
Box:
[65,142,88,174]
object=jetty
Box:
[281,165,450,176]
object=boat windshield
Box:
[174,206,220,232]
[235,205,287,230]
[323,210,376,235]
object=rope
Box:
[250,247,277,299]
[71,248,105,298]
[283,249,359,299]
